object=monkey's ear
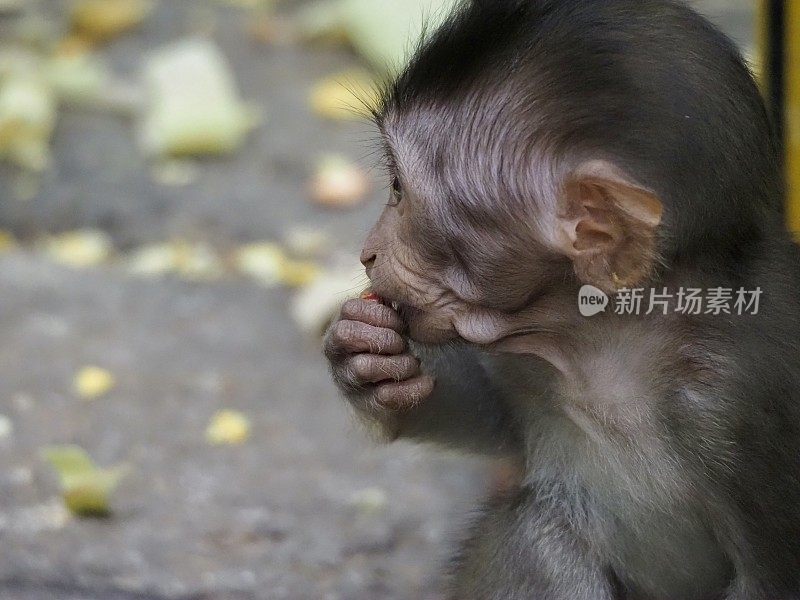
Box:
[557,160,663,292]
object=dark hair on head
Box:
[377,0,782,264]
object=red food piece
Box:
[361,291,382,303]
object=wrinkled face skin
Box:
[361,115,569,345]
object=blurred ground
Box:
[0,1,755,599]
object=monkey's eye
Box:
[388,177,403,206]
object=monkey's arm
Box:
[325,298,522,456]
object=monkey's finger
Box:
[375,375,436,410]
[350,354,420,384]
[340,298,405,331]
[326,320,406,356]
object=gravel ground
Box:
[0,2,756,599]
[0,252,490,600]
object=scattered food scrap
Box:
[0,50,57,171]
[44,229,113,268]
[297,0,459,70]
[47,50,106,104]
[73,366,116,400]
[234,242,321,288]
[126,240,224,280]
[206,409,251,445]
[126,242,179,277]
[171,241,225,281]
[234,242,286,286]
[140,39,261,157]
[45,48,129,112]
[310,154,369,208]
[280,258,321,287]
[70,0,154,43]
[42,445,127,517]
[124,239,320,286]
[309,69,378,121]
[48,38,144,114]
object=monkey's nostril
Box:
[360,253,377,268]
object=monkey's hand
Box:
[324,298,435,421]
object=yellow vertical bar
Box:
[787,2,800,235]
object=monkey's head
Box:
[361,0,782,345]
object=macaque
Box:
[324,0,800,598]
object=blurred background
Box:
[0,1,767,599]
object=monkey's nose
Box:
[360,251,377,268]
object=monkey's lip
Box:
[361,289,399,312]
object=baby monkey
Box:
[325,0,800,598]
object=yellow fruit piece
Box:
[234,242,286,286]
[280,259,321,287]
[171,241,224,280]
[206,409,251,445]
[0,68,57,171]
[140,39,260,157]
[295,0,459,72]
[71,0,153,42]
[45,229,112,268]
[309,70,379,121]
[74,366,116,400]
[125,240,223,280]
[126,242,178,276]
[234,242,321,287]
[310,154,369,208]
[46,52,110,107]
[42,445,127,518]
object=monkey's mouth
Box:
[365,286,458,343]
[361,290,401,313]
